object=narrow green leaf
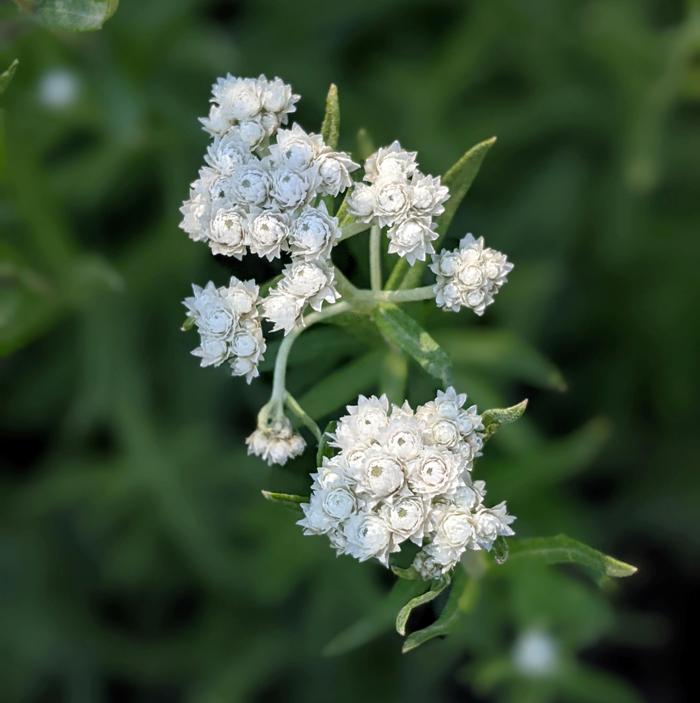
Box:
[14,0,119,31]
[386,137,497,290]
[402,569,478,653]
[482,399,528,441]
[395,576,450,636]
[0,60,19,96]
[298,350,382,419]
[372,303,453,386]
[316,420,337,466]
[391,565,420,580]
[260,490,308,512]
[320,83,340,149]
[324,579,425,656]
[284,392,321,443]
[506,534,638,582]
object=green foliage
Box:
[261,490,308,512]
[320,83,340,150]
[482,400,529,441]
[13,0,119,31]
[372,303,453,386]
[0,59,19,95]
[507,535,638,583]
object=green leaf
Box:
[435,329,566,391]
[391,565,421,580]
[356,127,375,160]
[0,60,19,96]
[395,576,450,636]
[402,569,479,653]
[379,349,408,404]
[260,491,308,512]
[297,350,382,419]
[482,399,528,441]
[14,0,119,31]
[320,83,340,150]
[372,303,453,386]
[316,420,336,466]
[386,136,497,290]
[323,578,425,656]
[506,534,638,583]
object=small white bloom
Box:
[409,173,449,219]
[269,167,312,208]
[431,234,513,315]
[278,260,339,312]
[260,76,299,117]
[261,289,304,334]
[473,502,516,550]
[248,211,288,260]
[342,513,393,565]
[230,164,270,206]
[205,132,251,175]
[237,119,267,149]
[346,182,376,222]
[208,207,248,258]
[246,414,305,466]
[315,150,360,197]
[272,123,323,171]
[357,448,404,500]
[288,203,340,260]
[383,496,427,544]
[407,450,461,497]
[372,177,412,227]
[387,217,437,265]
[212,74,262,122]
[364,141,417,183]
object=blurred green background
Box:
[1,0,699,701]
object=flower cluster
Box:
[183,278,266,383]
[246,414,306,466]
[298,388,515,575]
[431,234,513,315]
[347,141,449,265]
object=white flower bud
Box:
[270,168,311,208]
[288,203,340,260]
[231,165,270,206]
[246,414,305,466]
[372,177,412,227]
[346,182,376,222]
[248,211,288,260]
[208,207,248,258]
[261,289,304,335]
[315,151,359,197]
[364,141,417,183]
[387,217,437,265]
[342,513,392,564]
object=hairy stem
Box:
[339,221,371,241]
[270,301,352,406]
[370,225,382,291]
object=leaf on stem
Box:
[372,303,453,386]
[505,534,638,583]
[395,576,450,636]
[15,0,120,31]
[320,83,340,150]
[260,490,308,512]
[402,569,478,653]
[316,420,337,466]
[481,400,528,441]
[1,60,19,96]
[386,136,497,290]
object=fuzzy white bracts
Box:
[183,278,266,383]
[431,234,513,315]
[298,388,515,574]
[346,141,449,265]
[246,414,306,466]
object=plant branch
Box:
[369,224,382,291]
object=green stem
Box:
[370,224,382,291]
[339,221,371,241]
[285,392,322,442]
[271,301,352,406]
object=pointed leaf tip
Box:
[261,490,308,512]
[321,83,340,149]
[482,399,528,441]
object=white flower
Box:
[179,190,211,243]
[271,123,323,171]
[248,211,288,260]
[208,207,248,258]
[269,167,312,208]
[382,414,424,462]
[288,203,340,260]
[261,289,304,334]
[387,217,437,265]
[230,164,270,206]
[205,132,251,175]
[372,177,412,227]
[246,414,305,466]
[382,496,427,544]
[278,260,339,311]
[237,119,267,149]
[407,450,461,497]
[431,234,513,315]
[261,76,299,117]
[409,173,449,219]
[342,513,393,565]
[364,141,417,183]
[357,448,404,500]
[315,150,360,197]
[473,502,516,550]
[346,182,376,222]
[212,75,262,122]
[183,277,265,381]
[331,394,390,450]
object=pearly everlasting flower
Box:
[288,203,340,260]
[372,177,412,227]
[230,164,270,206]
[208,207,249,258]
[387,217,437,265]
[431,234,513,315]
[364,141,417,183]
[409,173,449,219]
[262,260,339,334]
[248,211,288,260]
[246,414,305,466]
[299,388,515,571]
[205,132,251,175]
[315,150,360,196]
[269,167,312,208]
[183,277,266,383]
